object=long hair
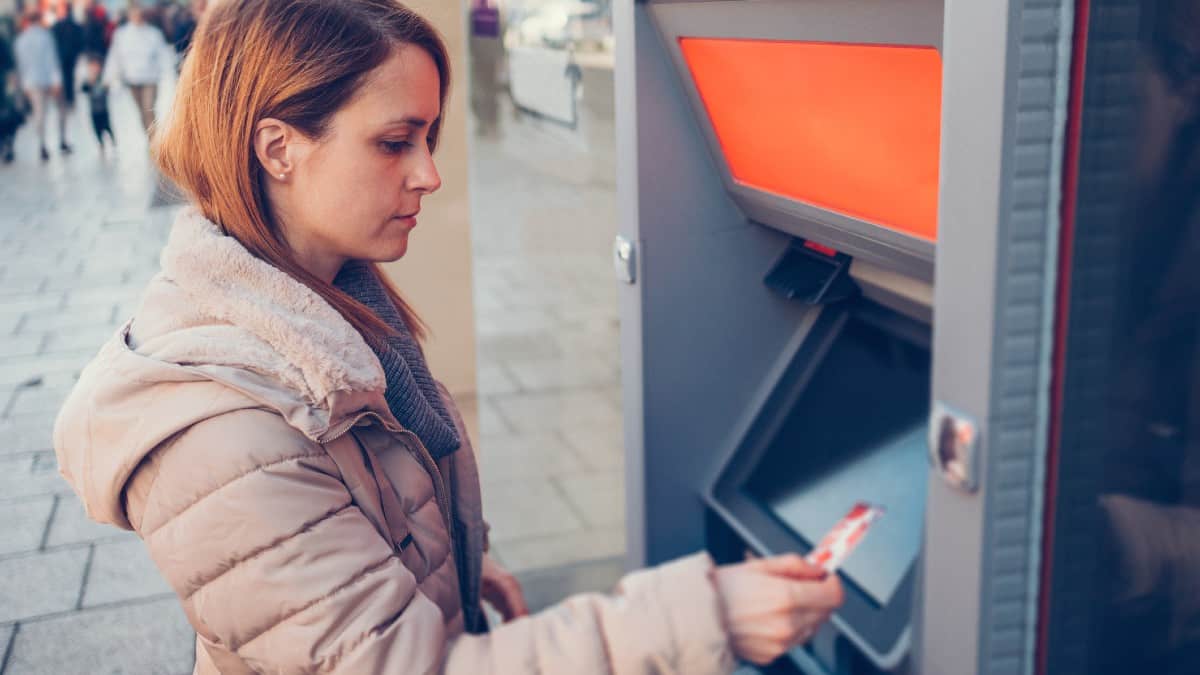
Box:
[155,0,452,347]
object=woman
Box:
[12,8,66,160]
[53,1,842,672]
[102,5,167,136]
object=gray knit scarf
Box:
[333,261,461,459]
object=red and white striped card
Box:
[805,502,885,573]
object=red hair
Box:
[154,0,452,346]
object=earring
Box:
[278,173,286,180]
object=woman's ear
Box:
[253,118,293,182]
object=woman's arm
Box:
[447,553,736,674]
[139,408,735,674]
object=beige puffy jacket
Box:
[53,208,736,674]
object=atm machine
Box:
[615,1,1085,673]
[619,0,1200,673]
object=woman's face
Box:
[269,45,443,282]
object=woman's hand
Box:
[481,554,529,622]
[711,554,844,665]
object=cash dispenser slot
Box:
[764,239,860,306]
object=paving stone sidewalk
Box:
[0,85,195,672]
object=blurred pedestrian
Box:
[51,4,86,131]
[103,3,167,136]
[83,3,113,58]
[144,4,170,36]
[171,0,205,67]
[13,8,68,160]
[0,19,23,164]
[80,52,114,154]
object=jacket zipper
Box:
[397,429,456,544]
[321,413,457,546]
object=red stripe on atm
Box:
[1037,1,1090,674]
[804,241,838,257]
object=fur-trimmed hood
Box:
[143,206,385,403]
[54,207,397,529]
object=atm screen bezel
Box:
[646,0,944,283]
[707,300,930,667]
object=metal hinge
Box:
[928,401,980,493]
[613,235,637,284]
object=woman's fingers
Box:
[714,558,844,665]
[501,573,529,619]
[746,564,843,616]
[485,571,529,621]
[481,555,530,622]
[752,553,827,581]
[738,638,784,666]
[732,612,821,665]
[784,572,844,613]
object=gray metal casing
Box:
[920,1,1073,674]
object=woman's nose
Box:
[408,151,442,195]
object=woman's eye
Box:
[380,140,412,154]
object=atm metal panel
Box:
[921,0,1075,673]
[736,189,935,284]
[707,302,932,669]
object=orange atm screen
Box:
[678,38,942,242]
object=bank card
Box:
[804,502,884,573]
